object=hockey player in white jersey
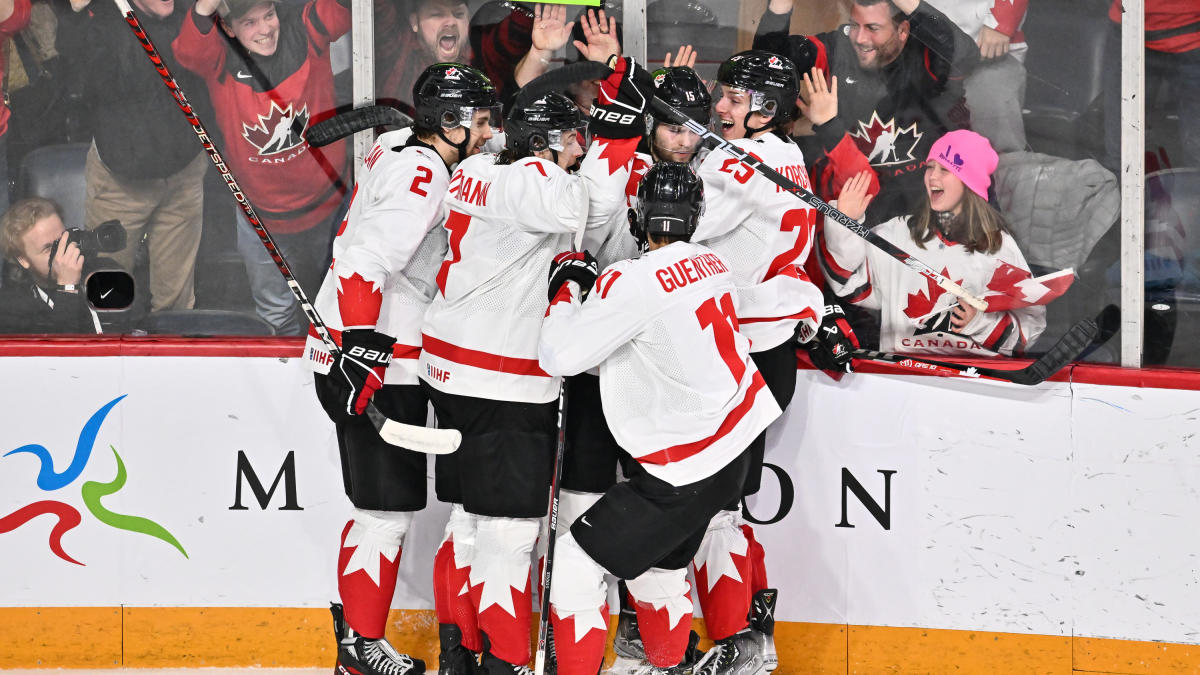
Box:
[564,62,715,671]
[538,162,782,675]
[304,64,501,675]
[418,64,650,673]
[686,50,859,675]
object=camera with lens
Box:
[61,219,127,258]
[45,220,135,313]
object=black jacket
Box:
[756,1,979,225]
[0,273,97,334]
[62,0,208,179]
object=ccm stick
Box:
[112,0,460,454]
[852,316,1100,385]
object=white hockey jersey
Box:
[419,139,631,404]
[305,129,449,385]
[693,133,824,352]
[819,214,1047,356]
[539,242,782,487]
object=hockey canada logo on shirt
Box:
[851,111,924,167]
[767,55,783,69]
[444,66,461,80]
[0,395,188,566]
[242,101,311,156]
[902,272,982,349]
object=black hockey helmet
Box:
[629,162,704,247]
[413,63,500,131]
[716,49,800,135]
[505,91,587,158]
[650,66,712,127]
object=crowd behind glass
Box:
[0,0,1196,368]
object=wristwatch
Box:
[56,283,79,293]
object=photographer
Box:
[0,197,101,334]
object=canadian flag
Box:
[982,263,1075,312]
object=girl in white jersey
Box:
[822,129,1052,357]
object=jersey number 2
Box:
[696,293,745,384]
[410,166,434,197]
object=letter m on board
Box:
[835,467,895,530]
[231,450,303,510]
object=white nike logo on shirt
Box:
[100,288,113,299]
[844,77,856,84]
[236,70,253,79]
[580,515,591,527]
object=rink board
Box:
[2,344,1200,672]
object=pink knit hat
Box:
[927,130,999,200]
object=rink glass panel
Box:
[6,0,1197,370]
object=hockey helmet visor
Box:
[714,50,799,121]
[414,63,502,133]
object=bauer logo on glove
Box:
[334,329,396,416]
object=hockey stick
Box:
[852,316,1100,385]
[533,381,568,675]
[112,0,461,455]
[305,104,414,148]
[644,89,989,311]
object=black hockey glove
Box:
[589,56,652,140]
[333,329,395,416]
[547,250,599,302]
[805,304,860,374]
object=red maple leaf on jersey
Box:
[595,136,640,175]
[337,271,384,329]
[625,156,650,201]
[982,262,1074,312]
[903,268,959,319]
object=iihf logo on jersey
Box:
[243,101,311,156]
[851,111,924,167]
[0,395,188,566]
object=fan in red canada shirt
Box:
[173,0,351,335]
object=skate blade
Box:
[603,655,649,675]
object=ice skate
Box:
[604,625,703,675]
[691,629,769,675]
[748,589,777,672]
[331,602,426,675]
[479,649,534,675]
[613,600,645,660]
[438,624,481,675]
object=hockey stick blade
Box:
[1002,317,1100,385]
[365,405,462,455]
[853,317,1100,386]
[305,105,414,147]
